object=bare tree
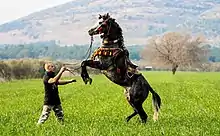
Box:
[142,32,208,74]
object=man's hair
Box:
[44,62,54,71]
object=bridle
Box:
[64,17,116,73]
[95,17,112,36]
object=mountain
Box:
[0,0,220,45]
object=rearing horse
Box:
[81,13,161,123]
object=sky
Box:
[0,0,73,24]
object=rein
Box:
[63,36,94,72]
[83,36,94,60]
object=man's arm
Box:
[57,79,76,85]
[48,67,65,84]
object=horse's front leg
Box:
[81,60,102,85]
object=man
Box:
[37,62,76,125]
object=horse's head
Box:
[88,13,123,44]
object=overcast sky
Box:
[0,0,73,24]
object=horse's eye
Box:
[99,22,102,24]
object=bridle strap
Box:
[106,20,112,36]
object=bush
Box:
[5,59,44,79]
[0,59,101,81]
[0,61,12,81]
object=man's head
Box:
[44,62,55,72]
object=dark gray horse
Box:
[81,13,161,123]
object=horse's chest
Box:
[99,56,113,68]
[99,56,112,63]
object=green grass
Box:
[0,71,220,136]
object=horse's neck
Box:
[101,35,124,49]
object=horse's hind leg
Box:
[129,76,149,123]
[126,100,148,123]
[126,110,137,122]
[124,88,147,123]
[134,103,148,123]
[124,88,138,122]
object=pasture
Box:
[0,72,219,136]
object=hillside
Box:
[0,0,220,45]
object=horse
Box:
[80,13,161,123]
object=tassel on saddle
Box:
[90,47,121,60]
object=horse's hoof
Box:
[89,78,92,85]
[125,117,130,123]
[83,79,88,85]
[84,78,92,85]
[141,119,147,124]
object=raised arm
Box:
[48,66,66,84]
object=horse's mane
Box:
[110,18,124,47]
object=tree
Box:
[142,32,208,74]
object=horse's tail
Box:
[149,85,161,121]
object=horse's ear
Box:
[98,14,102,19]
[107,13,110,17]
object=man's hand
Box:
[60,66,67,72]
[48,66,67,84]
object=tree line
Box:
[0,41,142,61]
[0,40,219,63]
[0,39,219,64]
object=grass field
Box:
[0,71,220,136]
